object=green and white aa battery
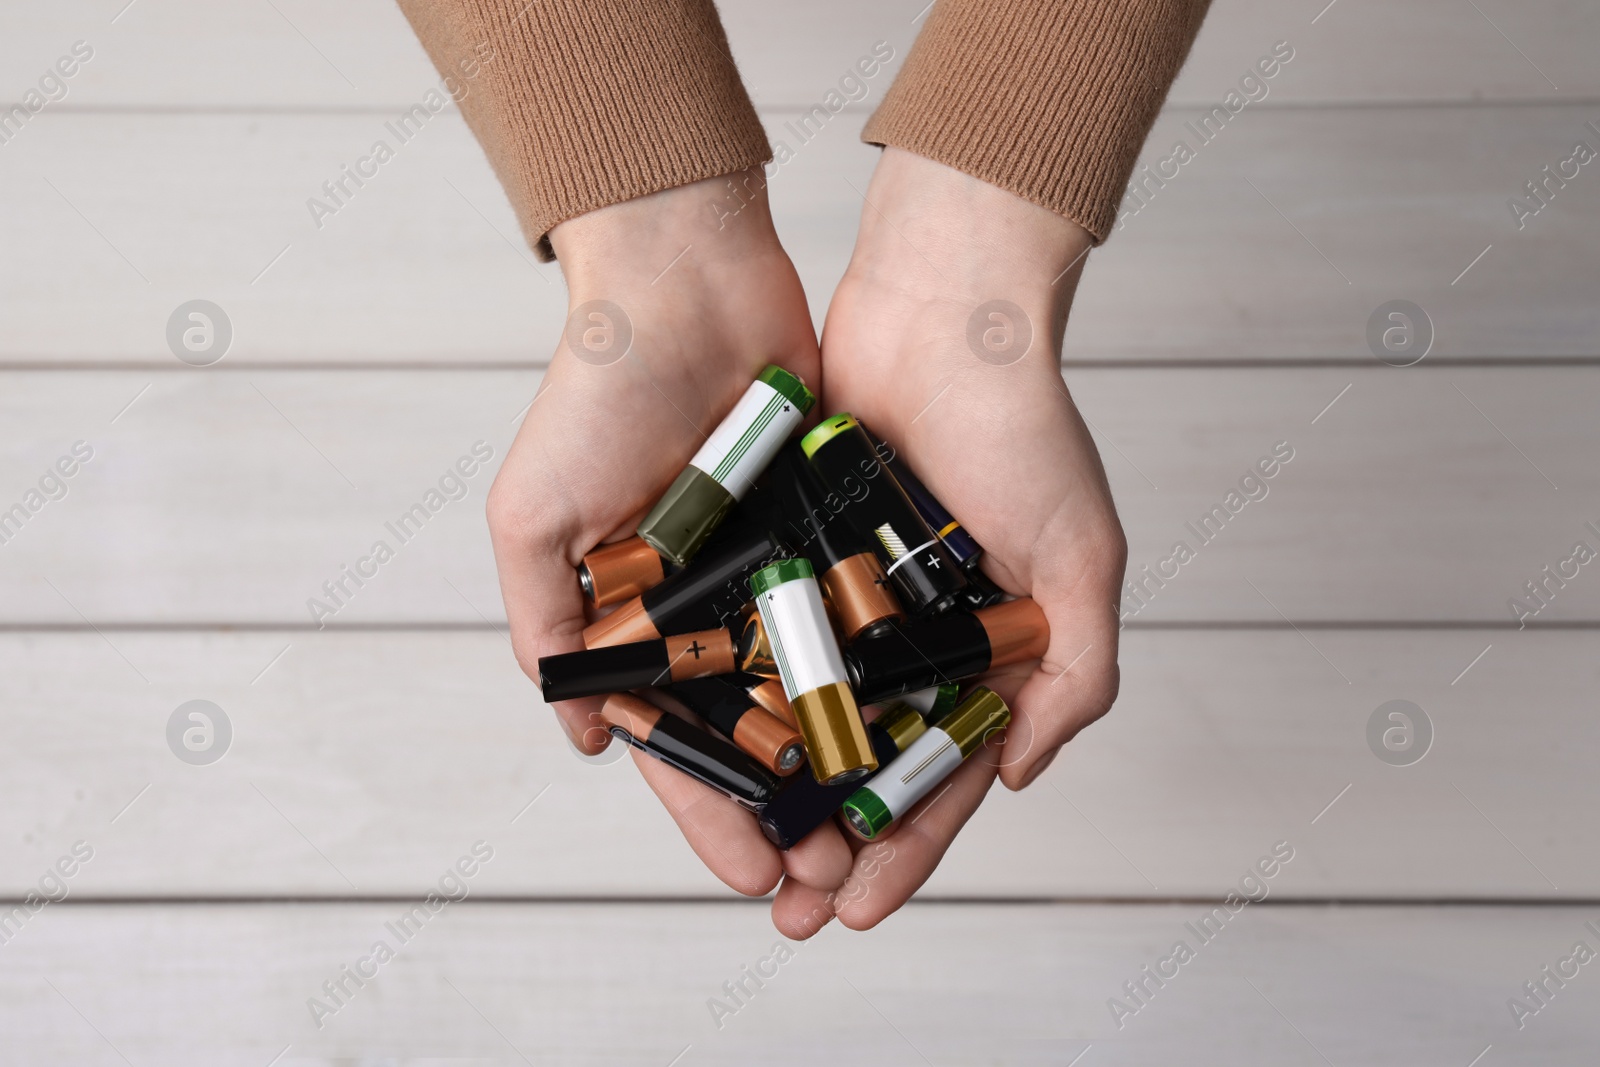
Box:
[841,687,1010,839]
[637,365,815,566]
[748,558,876,785]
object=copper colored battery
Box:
[740,673,796,728]
[737,611,775,678]
[736,604,848,681]
[582,523,787,649]
[844,598,1049,704]
[580,596,658,649]
[822,553,901,638]
[670,676,806,776]
[600,694,778,808]
[980,598,1051,665]
[737,610,848,692]
[579,536,667,608]
[770,446,904,640]
[538,627,736,703]
[800,414,967,616]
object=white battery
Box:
[688,376,806,499]
[866,726,963,819]
[752,562,849,700]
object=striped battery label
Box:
[869,726,964,819]
[873,523,940,577]
[688,378,804,499]
[753,574,849,700]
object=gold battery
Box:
[792,680,877,785]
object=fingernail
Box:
[557,708,601,752]
[553,709,582,746]
[1017,748,1059,789]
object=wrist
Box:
[550,168,786,294]
[847,148,1095,302]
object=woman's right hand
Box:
[486,168,854,908]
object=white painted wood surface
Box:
[0,2,1595,1045]
[2,105,1596,363]
[0,902,1593,1065]
[2,368,1595,624]
[2,630,1591,896]
[2,2,1597,1058]
[6,0,1595,109]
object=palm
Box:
[779,254,1128,930]
[492,245,816,715]
[821,272,1121,637]
[489,236,859,906]
[490,159,1128,934]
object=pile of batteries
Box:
[537,365,1049,848]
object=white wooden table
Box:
[1,0,1596,1061]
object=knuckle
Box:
[1096,519,1129,576]
[1087,663,1121,720]
[511,640,544,684]
[837,906,884,932]
[484,476,531,536]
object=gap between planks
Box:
[35,96,1600,117]
[17,895,1600,907]
[3,357,1600,370]
[0,621,1596,633]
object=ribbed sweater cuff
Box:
[399,0,771,260]
[863,0,1210,243]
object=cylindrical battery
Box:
[538,628,735,703]
[578,536,669,608]
[868,429,983,569]
[769,447,903,640]
[757,702,927,850]
[844,598,1049,704]
[600,694,778,809]
[737,610,777,679]
[669,676,806,776]
[956,567,1009,611]
[636,365,815,567]
[800,414,966,615]
[900,683,961,721]
[748,558,876,785]
[583,521,786,648]
[841,687,1010,839]
[736,672,796,728]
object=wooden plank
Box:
[1169,0,1597,105]
[1071,103,1600,361]
[3,106,1596,365]
[0,114,568,365]
[0,902,1593,1063]
[4,0,1594,109]
[3,367,1597,625]
[774,100,1600,365]
[1,0,437,110]
[1,629,1593,896]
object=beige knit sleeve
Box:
[864,0,1212,242]
[397,0,771,260]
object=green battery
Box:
[636,365,815,567]
[840,687,1010,839]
